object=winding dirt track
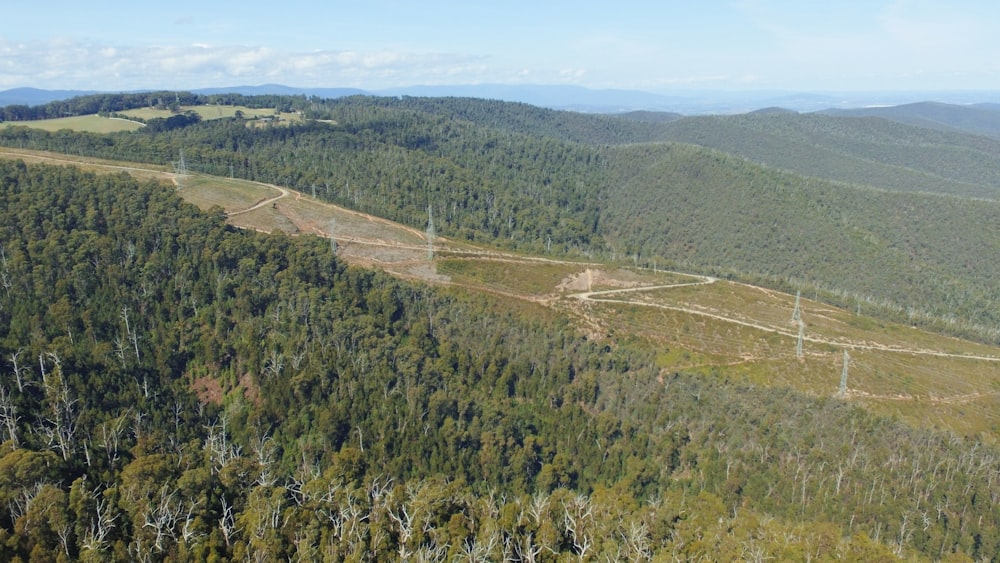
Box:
[226,182,290,216]
[568,276,1000,363]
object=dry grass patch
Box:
[577,278,1000,439]
[178,175,278,212]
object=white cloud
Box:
[0,39,494,90]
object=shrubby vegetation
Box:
[1,159,998,560]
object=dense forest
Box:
[651,112,1000,200]
[3,95,1000,341]
[1,156,999,560]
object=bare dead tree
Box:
[9,348,29,392]
[219,496,235,548]
[38,353,78,461]
[121,306,141,364]
[0,383,20,449]
[251,431,278,487]
[0,244,11,299]
[80,486,118,554]
[144,487,182,553]
[562,493,594,558]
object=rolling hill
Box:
[818,101,1000,139]
[3,86,1000,559]
[3,93,1000,340]
[651,111,1000,200]
[2,147,999,561]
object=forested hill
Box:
[4,94,1000,339]
[2,159,999,560]
[818,101,1000,140]
[652,112,1000,200]
[601,142,1000,338]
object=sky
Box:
[2,0,999,93]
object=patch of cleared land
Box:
[0,147,171,182]
[1,114,144,133]
[0,105,300,134]
[572,279,1000,438]
[120,105,301,123]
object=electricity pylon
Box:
[838,350,850,398]
[172,150,189,189]
[426,205,435,260]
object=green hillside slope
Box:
[603,142,1000,336]
[820,101,1000,139]
[656,112,1000,200]
[3,94,1000,339]
[2,159,998,560]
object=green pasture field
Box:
[0,105,302,134]
[120,105,301,122]
[1,114,144,133]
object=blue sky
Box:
[2,0,998,92]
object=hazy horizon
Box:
[3,1,999,93]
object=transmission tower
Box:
[796,321,805,358]
[838,350,850,398]
[791,290,802,324]
[172,150,189,189]
[426,205,435,260]
[328,219,337,255]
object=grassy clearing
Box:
[121,105,301,122]
[1,114,144,133]
[437,258,585,296]
[228,206,301,235]
[584,278,1000,439]
[0,105,301,134]
[178,175,277,212]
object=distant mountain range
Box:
[0,87,103,106]
[4,84,1000,115]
